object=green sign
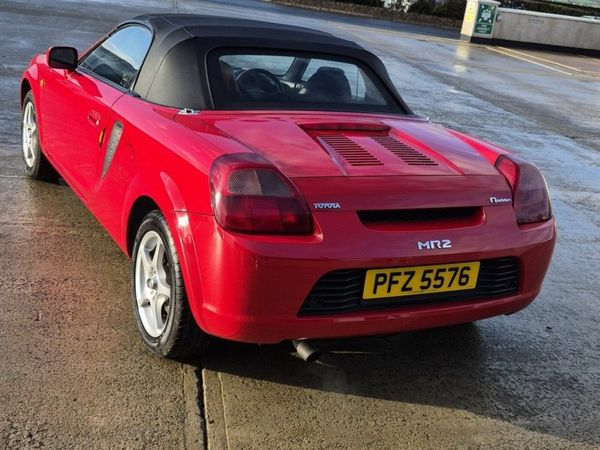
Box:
[475,4,496,35]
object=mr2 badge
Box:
[417,239,452,250]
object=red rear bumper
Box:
[176,207,556,344]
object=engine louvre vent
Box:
[372,135,437,166]
[318,134,383,167]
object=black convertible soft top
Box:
[119,14,410,113]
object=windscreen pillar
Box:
[461,0,500,43]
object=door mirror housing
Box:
[48,46,78,70]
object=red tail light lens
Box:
[210,153,313,234]
[495,154,552,224]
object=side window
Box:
[80,26,152,90]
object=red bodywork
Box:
[21,52,556,344]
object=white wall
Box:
[494,8,600,51]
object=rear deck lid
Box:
[178,113,499,178]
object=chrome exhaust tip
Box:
[292,339,321,362]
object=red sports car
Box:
[20,15,556,358]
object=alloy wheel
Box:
[135,230,172,338]
[22,101,36,168]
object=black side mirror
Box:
[48,46,78,70]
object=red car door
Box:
[40,69,123,197]
[39,25,152,199]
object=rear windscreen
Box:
[209,50,402,113]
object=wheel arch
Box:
[21,79,32,106]
[21,61,40,108]
[126,195,161,256]
[20,64,45,147]
[122,170,206,331]
[123,171,190,255]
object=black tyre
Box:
[21,91,57,181]
[131,210,209,358]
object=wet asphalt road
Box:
[1,0,599,449]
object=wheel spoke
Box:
[156,278,170,299]
[152,238,164,271]
[27,106,34,129]
[25,104,31,127]
[140,247,153,274]
[146,298,159,332]
[137,287,150,308]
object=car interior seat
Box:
[303,67,352,103]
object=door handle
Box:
[87,110,101,127]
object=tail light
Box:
[210,153,313,234]
[495,154,552,224]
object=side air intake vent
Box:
[318,134,383,167]
[372,135,437,166]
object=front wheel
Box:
[21,91,57,181]
[131,210,209,358]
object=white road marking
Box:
[486,46,572,75]
[336,23,597,78]
[497,47,587,73]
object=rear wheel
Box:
[21,91,57,181]
[131,210,209,358]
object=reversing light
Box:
[210,153,313,234]
[495,154,552,225]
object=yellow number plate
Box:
[363,261,480,300]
